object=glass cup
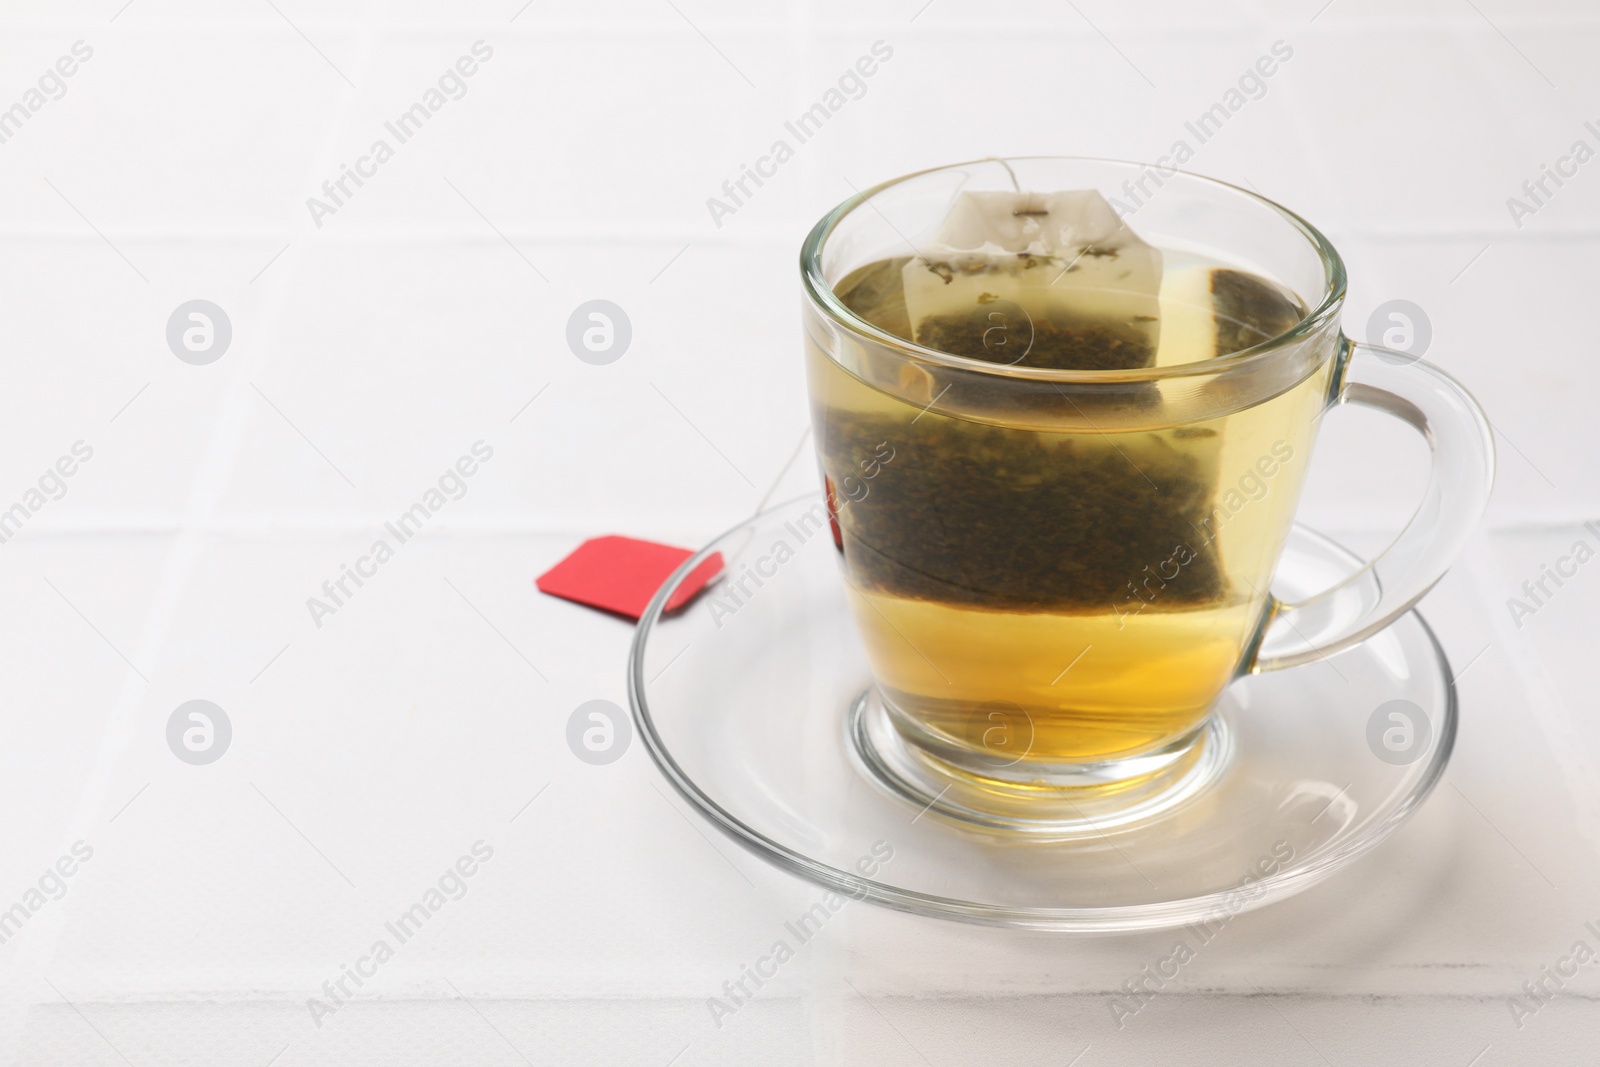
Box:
[800,157,1494,830]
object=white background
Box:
[0,0,1597,1064]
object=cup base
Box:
[846,688,1232,839]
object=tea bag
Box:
[823,209,1310,613]
[820,410,1231,610]
[901,190,1164,371]
[1155,264,1305,364]
[1209,269,1302,355]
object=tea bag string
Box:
[990,156,1022,193]
[986,157,1047,217]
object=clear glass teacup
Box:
[801,157,1493,829]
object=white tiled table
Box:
[1,2,1597,1064]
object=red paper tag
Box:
[536,535,723,620]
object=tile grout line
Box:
[1,515,1591,538]
[3,224,1591,244]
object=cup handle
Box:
[1251,338,1496,672]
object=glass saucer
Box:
[628,495,1456,933]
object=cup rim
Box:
[800,155,1349,383]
